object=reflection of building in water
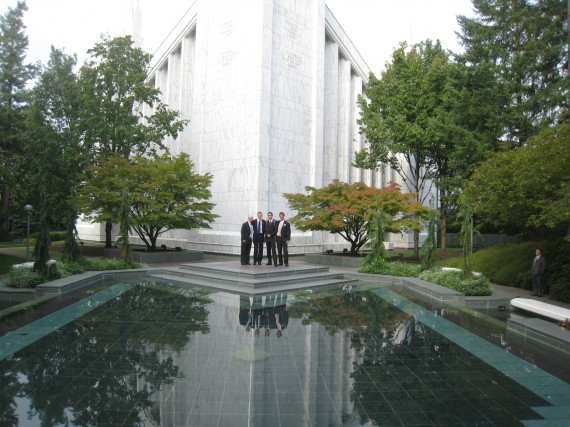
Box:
[76,0,418,252]
[150,291,357,426]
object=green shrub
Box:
[7,268,44,288]
[49,231,66,241]
[543,238,570,302]
[6,257,142,288]
[419,268,491,296]
[80,258,142,271]
[441,241,538,286]
[359,259,421,277]
[549,279,570,303]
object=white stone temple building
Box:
[77,0,413,253]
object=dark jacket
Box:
[241,221,253,241]
[277,220,291,241]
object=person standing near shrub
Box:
[531,248,546,297]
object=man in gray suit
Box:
[531,248,546,297]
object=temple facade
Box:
[77,0,414,253]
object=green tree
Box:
[456,0,568,145]
[284,180,427,255]
[78,153,218,251]
[420,200,438,271]
[115,188,133,264]
[355,41,477,253]
[78,35,187,247]
[24,47,86,265]
[465,124,570,238]
[458,194,475,279]
[363,198,389,266]
[0,1,35,239]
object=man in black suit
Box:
[531,248,546,297]
[252,211,266,265]
[240,215,253,265]
[265,212,278,266]
[276,211,291,266]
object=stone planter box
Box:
[103,248,203,263]
[304,253,363,268]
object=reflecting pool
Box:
[1,281,569,426]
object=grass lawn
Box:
[0,255,27,274]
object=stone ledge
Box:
[35,269,161,297]
[103,248,204,263]
[507,314,570,357]
[304,253,362,268]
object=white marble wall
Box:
[79,0,417,253]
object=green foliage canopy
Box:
[465,124,570,237]
[0,1,35,237]
[456,0,569,144]
[355,40,489,251]
[78,153,218,250]
[284,180,427,255]
[24,48,85,264]
[79,35,187,159]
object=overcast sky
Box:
[1,0,474,75]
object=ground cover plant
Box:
[439,241,539,287]
[359,259,491,296]
[6,257,142,289]
[418,269,491,296]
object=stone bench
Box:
[510,298,570,322]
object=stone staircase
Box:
[148,261,356,294]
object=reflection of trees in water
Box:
[288,288,398,335]
[1,283,212,427]
[0,358,19,427]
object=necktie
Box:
[258,221,261,233]
[278,221,283,237]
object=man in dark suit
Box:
[252,211,266,265]
[265,212,278,266]
[276,211,291,266]
[240,215,253,265]
[531,248,546,297]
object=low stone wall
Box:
[304,253,363,268]
[103,248,203,263]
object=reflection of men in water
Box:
[251,296,263,336]
[274,303,288,337]
[267,293,288,337]
[239,295,254,332]
[239,293,288,337]
[239,307,252,332]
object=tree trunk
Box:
[440,203,447,252]
[0,184,11,240]
[105,220,113,248]
[150,234,157,251]
[350,241,358,255]
[413,230,419,257]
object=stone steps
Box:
[147,261,356,293]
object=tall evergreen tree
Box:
[456,0,568,145]
[0,1,35,239]
[25,47,86,264]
